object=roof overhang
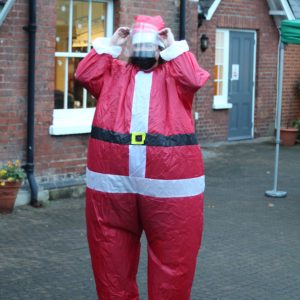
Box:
[201,0,297,27]
[0,0,16,26]
[266,0,295,28]
[206,0,222,20]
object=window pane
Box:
[215,49,224,65]
[72,1,89,52]
[216,31,224,48]
[55,57,68,109]
[213,65,218,80]
[214,30,227,99]
[55,0,110,110]
[91,2,107,40]
[56,0,70,52]
[67,58,96,108]
[218,82,223,96]
[213,82,218,96]
[68,57,82,108]
[219,65,223,78]
[87,93,97,108]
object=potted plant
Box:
[280,123,298,146]
[0,160,25,213]
[280,77,300,146]
[292,118,300,141]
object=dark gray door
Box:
[228,31,255,140]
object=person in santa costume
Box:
[76,15,210,300]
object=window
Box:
[50,0,113,135]
[212,29,232,110]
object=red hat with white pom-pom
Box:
[131,15,165,45]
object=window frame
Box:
[49,0,114,136]
[212,29,232,110]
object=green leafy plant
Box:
[292,118,300,139]
[0,160,26,186]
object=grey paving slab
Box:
[0,141,300,299]
[194,141,300,300]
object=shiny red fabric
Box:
[86,189,204,300]
[76,49,209,179]
[76,44,209,299]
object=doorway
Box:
[228,31,256,140]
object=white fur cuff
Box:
[92,37,122,58]
[160,40,189,61]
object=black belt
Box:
[91,126,198,147]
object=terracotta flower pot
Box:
[0,181,22,214]
[280,128,298,146]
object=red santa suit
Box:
[76,18,210,300]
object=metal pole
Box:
[265,41,287,198]
[23,0,40,206]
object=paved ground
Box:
[1,140,300,299]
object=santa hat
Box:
[131,15,165,46]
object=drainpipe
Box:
[23,0,39,207]
[179,0,186,40]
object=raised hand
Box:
[158,28,175,48]
[110,27,131,46]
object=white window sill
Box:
[212,102,233,110]
[49,108,95,135]
[49,124,92,135]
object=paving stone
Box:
[1,141,300,299]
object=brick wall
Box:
[0,0,88,187]
[115,0,180,38]
[195,0,280,141]
[0,0,28,161]
[282,44,300,127]
[34,1,88,184]
[1,0,299,188]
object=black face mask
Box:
[130,50,157,70]
[131,57,157,70]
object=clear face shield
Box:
[126,22,163,70]
[131,42,158,59]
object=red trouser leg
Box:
[86,188,142,300]
[140,194,204,300]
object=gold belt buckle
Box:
[131,132,146,145]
